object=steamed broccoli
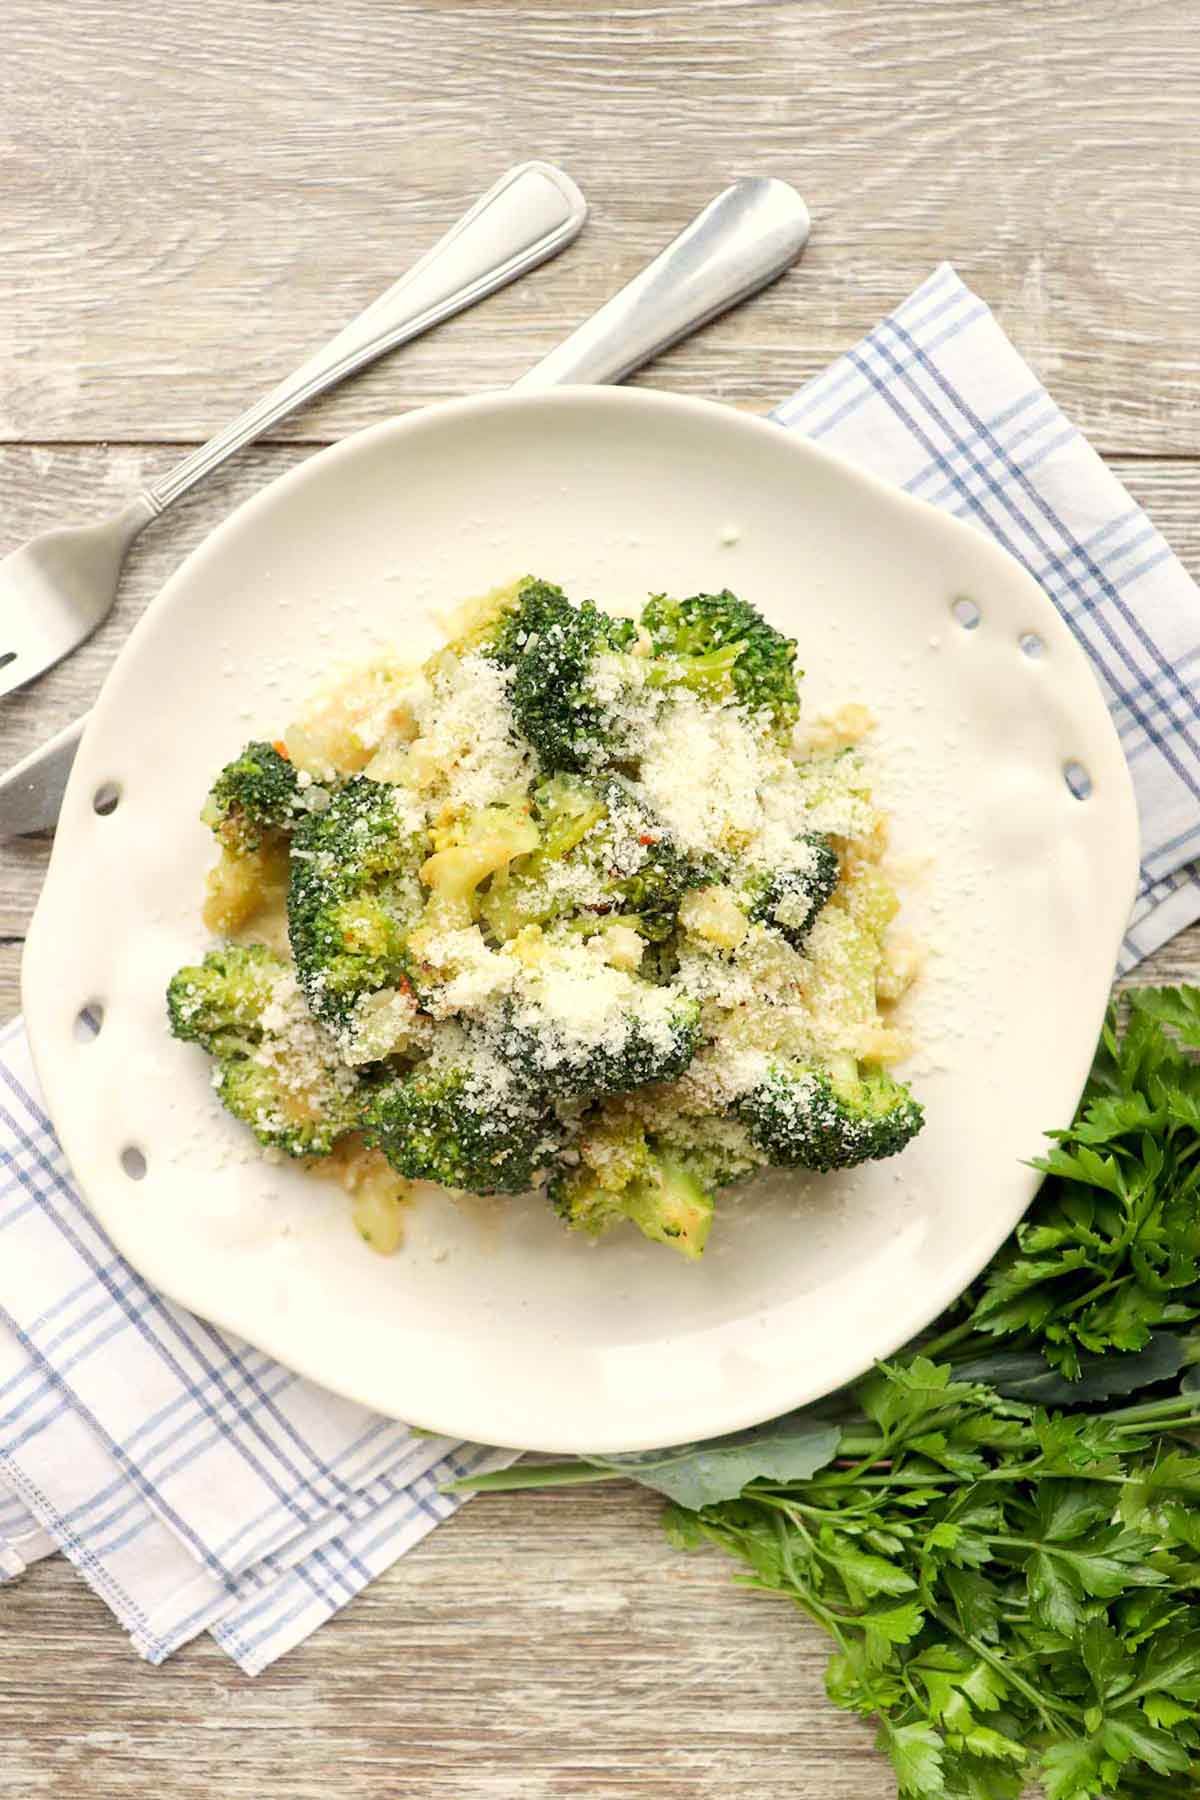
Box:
[549,1107,715,1259]
[288,777,427,1036]
[201,741,302,854]
[167,944,359,1157]
[736,834,840,949]
[477,774,609,942]
[738,1056,923,1172]
[487,577,637,773]
[641,589,801,732]
[478,775,707,948]
[613,828,711,943]
[495,988,701,1100]
[167,941,280,1044]
[361,1052,560,1194]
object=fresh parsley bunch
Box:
[455,987,1200,1799]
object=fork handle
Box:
[140,163,586,516]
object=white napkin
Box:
[3,263,1196,1671]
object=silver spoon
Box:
[0,162,588,703]
[0,178,811,833]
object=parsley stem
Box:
[1109,1395,1200,1427]
[926,1604,1080,1729]
[1057,1274,1122,1317]
[916,1317,979,1360]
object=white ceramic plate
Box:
[23,388,1139,1453]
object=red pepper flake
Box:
[272,739,291,760]
[638,832,657,846]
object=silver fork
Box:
[0,162,588,702]
[0,177,810,833]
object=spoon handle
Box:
[142,163,586,516]
[514,178,809,390]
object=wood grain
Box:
[3,3,1200,1795]
[0,1486,896,1800]
[1,1,1199,454]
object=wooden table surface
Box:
[2,3,1198,1794]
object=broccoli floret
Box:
[495,989,701,1100]
[487,577,637,773]
[167,941,280,1046]
[167,945,359,1157]
[478,776,707,948]
[630,1099,768,1192]
[361,1054,560,1194]
[736,834,840,949]
[738,1056,923,1172]
[549,1108,714,1259]
[288,777,427,1034]
[477,776,606,941]
[641,589,800,732]
[530,775,609,861]
[419,798,541,934]
[212,1059,357,1158]
[566,776,712,944]
[613,828,711,943]
[201,741,302,854]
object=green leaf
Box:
[857,1356,968,1438]
[452,1419,844,1509]
[959,1724,1025,1764]
[952,1333,1187,1404]
[863,1600,926,1647]
[1132,1628,1200,1703]
[1037,1481,1116,1544]
[1069,1540,1164,1601]
[1034,1144,1127,1198]
[661,1504,707,1551]
[1143,1693,1193,1728]
[1039,1739,1104,1800]
[1099,1714,1190,1774]
[1080,1619,1133,1701]
[880,1720,946,1797]
[1127,984,1200,1048]
[944,1568,1002,1641]
[1027,1550,1083,1634]
[830,1541,918,1598]
[960,1661,1008,1713]
[594,1414,840,1509]
[1069,1092,1166,1141]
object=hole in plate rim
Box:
[120,1145,148,1181]
[73,1002,104,1043]
[1019,631,1046,659]
[93,781,121,816]
[951,596,982,631]
[1064,759,1093,800]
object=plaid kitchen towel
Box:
[775,264,1200,967]
[0,1017,513,1673]
[2,264,1197,1670]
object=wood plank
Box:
[0,1484,893,1799]
[0,2,1198,454]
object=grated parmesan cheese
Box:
[403,650,532,822]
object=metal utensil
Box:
[0,162,587,703]
[0,177,810,833]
